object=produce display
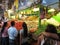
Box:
[23,15,39,32]
[7,15,39,32]
[25,20,38,32]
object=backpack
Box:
[41,35,57,45]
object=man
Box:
[8,21,18,45]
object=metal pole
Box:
[59,0,60,11]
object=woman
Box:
[20,22,28,37]
[1,22,9,45]
[0,20,3,31]
[20,22,28,45]
[38,24,60,45]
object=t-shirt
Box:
[8,26,18,40]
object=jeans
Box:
[2,37,9,45]
[9,39,15,45]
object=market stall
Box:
[18,6,39,32]
[4,3,39,33]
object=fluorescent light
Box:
[48,8,55,12]
[33,8,39,11]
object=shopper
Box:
[37,24,60,45]
[8,21,18,45]
[0,20,3,29]
[0,20,3,45]
[40,9,45,19]
[20,22,28,45]
[22,22,28,37]
[1,22,9,45]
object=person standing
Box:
[1,22,9,45]
[20,22,28,45]
[37,24,60,45]
[8,21,18,45]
